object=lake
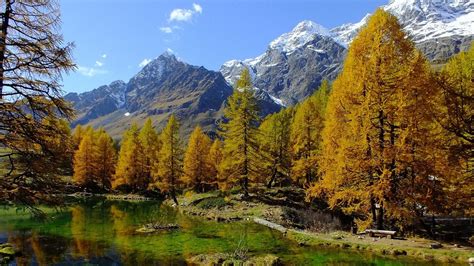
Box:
[0,199,451,265]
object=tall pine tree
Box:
[96,129,117,190]
[259,107,293,188]
[139,118,160,188]
[290,80,330,187]
[154,115,183,204]
[182,126,212,192]
[73,130,98,187]
[113,124,146,191]
[207,139,223,188]
[219,68,261,196]
[311,9,450,230]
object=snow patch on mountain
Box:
[331,14,371,47]
[331,0,474,46]
[269,20,333,52]
[269,94,286,107]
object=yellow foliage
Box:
[182,126,212,191]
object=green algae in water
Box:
[0,200,457,265]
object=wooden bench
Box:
[364,229,397,239]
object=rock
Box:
[244,254,280,266]
[392,249,407,256]
[0,244,16,256]
[136,223,179,233]
[468,257,474,266]
[430,243,443,249]
[188,253,280,266]
[187,253,228,265]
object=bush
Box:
[195,197,228,209]
[283,207,342,233]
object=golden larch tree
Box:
[0,0,75,206]
[182,126,212,192]
[219,68,261,196]
[113,124,146,191]
[139,118,161,187]
[290,80,330,187]
[310,9,450,230]
[259,107,294,188]
[73,130,98,187]
[96,129,117,190]
[154,115,183,204]
[207,139,223,188]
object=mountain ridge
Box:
[67,0,474,137]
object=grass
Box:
[166,191,474,264]
[286,229,474,264]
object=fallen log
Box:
[253,217,288,234]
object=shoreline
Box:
[163,192,474,264]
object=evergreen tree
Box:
[310,9,449,230]
[182,126,212,192]
[96,129,117,190]
[259,107,293,188]
[139,118,160,187]
[113,124,146,191]
[219,68,261,196]
[73,130,98,187]
[154,115,183,204]
[290,81,330,187]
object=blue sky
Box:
[60,0,386,93]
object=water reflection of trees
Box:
[70,205,106,259]
[8,231,68,266]
[4,201,189,265]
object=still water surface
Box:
[0,200,452,265]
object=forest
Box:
[56,9,472,232]
[0,0,473,264]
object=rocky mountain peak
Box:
[332,0,474,45]
[269,20,332,53]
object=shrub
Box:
[195,197,228,209]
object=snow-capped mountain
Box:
[222,0,474,106]
[331,0,474,48]
[66,52,235,137]
[221,20,346,106]
[69,0,473,138]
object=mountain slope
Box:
[68,0,473,137]
[66,53,234,138]
[331,0,474,62]
[221,21,346,106]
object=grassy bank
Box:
[164,191,474,264]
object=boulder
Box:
[430,243,443,249]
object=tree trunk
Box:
[377,205,384,230]
[171,187,178,205]
[370,197,377,228]
[0,0,12,99]
[267,163,277,188]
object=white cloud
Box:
[95,60,103,67]
[101,54,107,59]
[169,8,194,22]
[193,3,202,14]
[166,48,174,54]
[77,66,107,77]
[168,3,202,22]
[160,26,173,33]
[139,58,152,68]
